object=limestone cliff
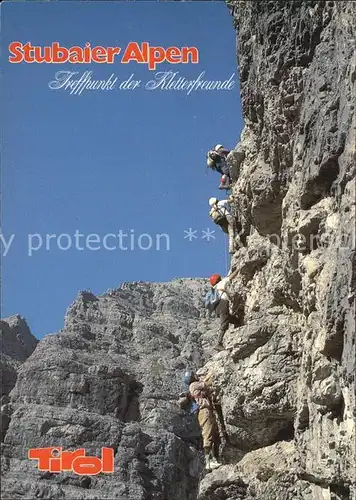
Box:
[198,1,355,499]
[1,280,221,499]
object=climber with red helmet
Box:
[205,270,240,350]
[206,144,232,190]
[178,370,222,472]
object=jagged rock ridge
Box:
[1,279,221,500]
[0,315,38,458]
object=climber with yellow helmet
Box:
[206,144,231,190]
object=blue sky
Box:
[1,1,243,338]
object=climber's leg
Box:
[212,440,219,461]
[226,214,241,253]
[215,300,230,348]
[214,403,229,442]
[218,219,229,234]
[210,418,222,469]
[199,408,214,471]
[221,162,230,177]
[198,408,213,448]
[210,444,222,469]
[199,408,222,470]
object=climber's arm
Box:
[226,268,239,282]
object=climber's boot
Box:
[214,343,225,352]
[210,456,222,470]
[218,183,231,190]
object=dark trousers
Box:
[215,161,230,177]
[215,299,237,344]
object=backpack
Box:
[207,150,219,169]
[210,205,226,225]
[204,288,221,312]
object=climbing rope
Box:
[224,237,229,275]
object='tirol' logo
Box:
[28,447,114,475]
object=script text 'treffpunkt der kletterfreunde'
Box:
[8,41,236,95]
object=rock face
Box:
[199,1,355,499]
[1,280,221,500]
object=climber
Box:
[178,370,222,472]
[209,197,241,254]
[177,388,199,416]
[16,333,24,345]
[206,144,231,190]
[206,271,240,350]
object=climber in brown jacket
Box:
[179,370,223,471]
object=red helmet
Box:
[209,274,221,286]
